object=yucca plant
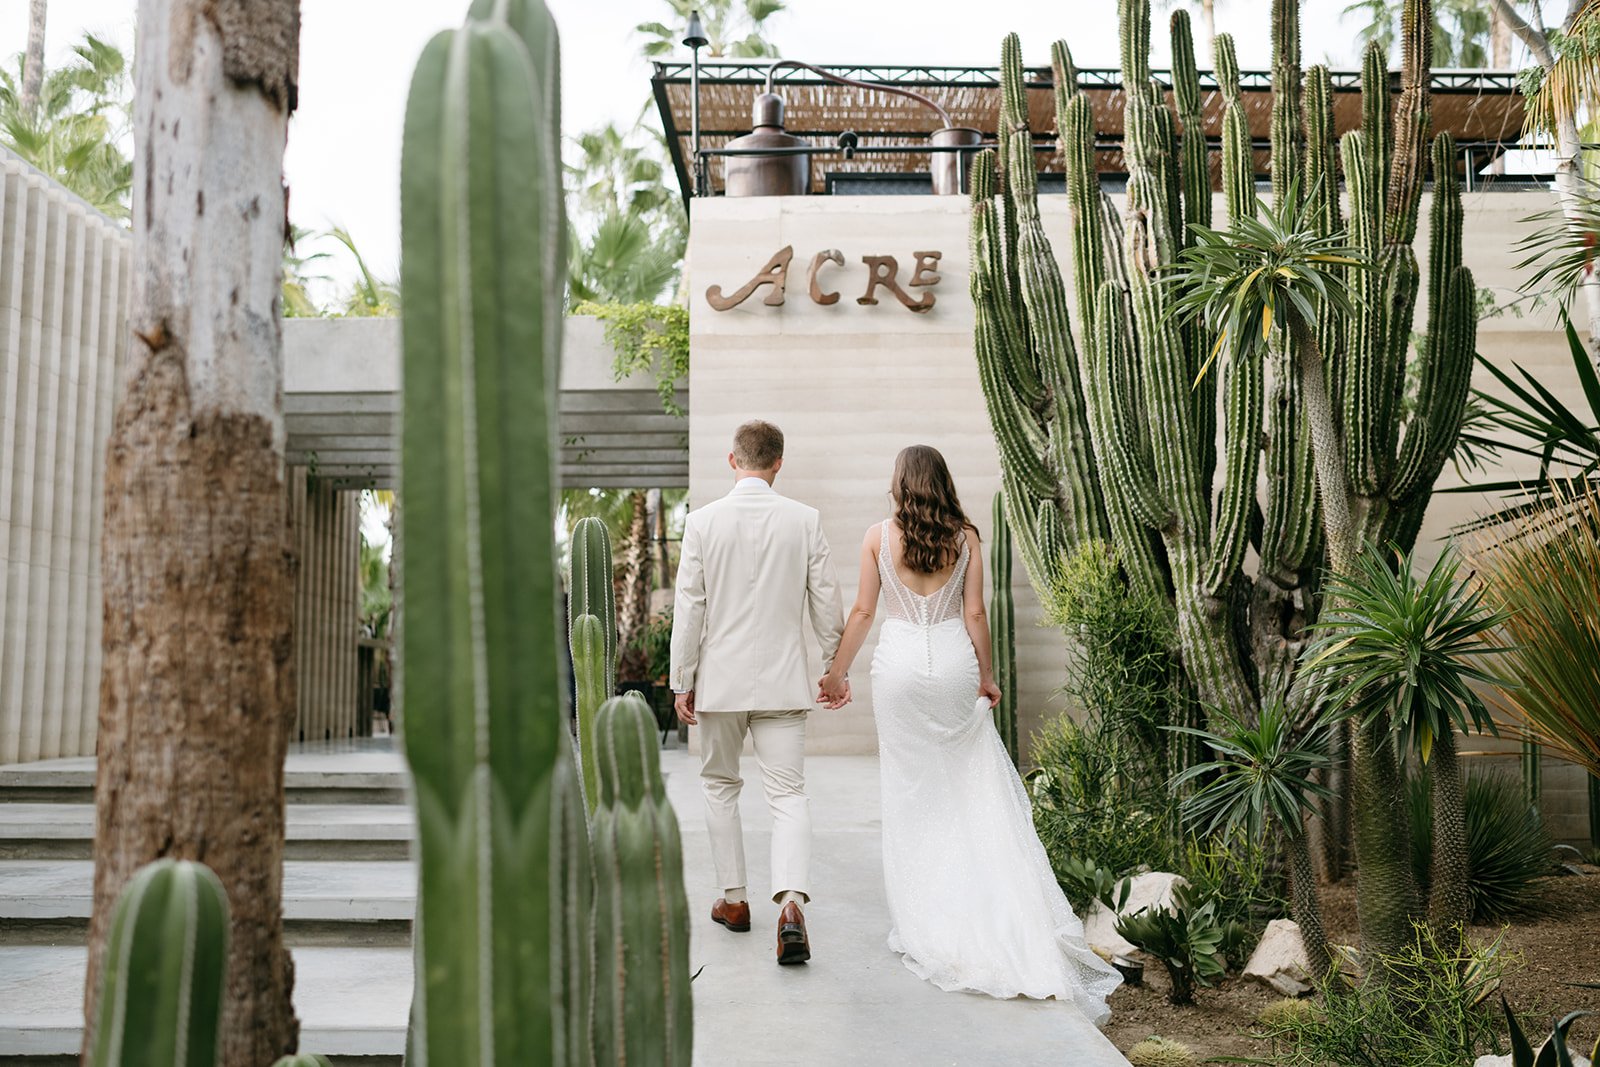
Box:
[1473,482,1600,779]
[1171,702,1336,983]
[1308,545,1510,940]
[1407,769,1555,923]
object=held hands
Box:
[979,675,1002,708]
[674,690,697,726]
[816,671,851,710]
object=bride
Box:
[818,445,1122,1023]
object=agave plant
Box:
[1500,994,1599,1067]
[1308,545,1510,936]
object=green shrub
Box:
[1052,855,1132,915]
[1179,829,1286,933]
[1406,768,1556,922]
[1256,923,1512,1067]
[1028,714,1179,879]
[1114,886,1236,1005]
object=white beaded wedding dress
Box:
[870,521,1123,1025]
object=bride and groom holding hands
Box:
[669,419,1121,1026]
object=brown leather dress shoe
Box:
[776,901,810,965]
[711,898,751,932]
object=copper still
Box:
[723,92,811,198]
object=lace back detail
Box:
[878,520,969,627]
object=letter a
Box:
[706,246,794,310]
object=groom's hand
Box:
[674,690,697,726]
[817,673,850,710]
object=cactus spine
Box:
[398,2,592,1063]
[590,695,694,1067]
[989,493,1019,764]
[88,860,228,1067]
[569,515,617,808]
[974,0,1473,972]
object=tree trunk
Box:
[1291,323,1357,575]
[20,0,47,122]
[84,2,301,1064]
[614,490,650,679]
[1350,720,1424,977]
[1288,822,1335,984]
[1428,728,1471,941]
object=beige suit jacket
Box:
[669,479,844,712]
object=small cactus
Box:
[1127,1036,1198,1067]
[1256,996,1316,1028]
[569,515,617,809]
[590,694,694,1066]
[88,859,229,1067]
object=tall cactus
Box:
[88,860,228,1067]
[589,695,694,1067]
[974,0,1474,971]
[398,2,592,1063]
[989,493,1019,764]
[569,516,617,809]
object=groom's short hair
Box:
[733,419,784,470]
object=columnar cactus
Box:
[88,859,228,1067]
[569,515,617,808]
[989,493,1019,764]
[398,2,591,1063]
[974,0,1475,970]
[589,695,694,1067]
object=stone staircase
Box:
[0,740,414,1066]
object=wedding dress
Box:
[870,521,1123,1023]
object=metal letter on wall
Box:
[857,255,934,313]
[705,245,794,310]
[807,248,844,305]
[909,251,942,289]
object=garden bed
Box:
[1103,872,1600,1062]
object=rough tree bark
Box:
[20,0,47,122]
[83,1,302,1063]
[1492,0,1600,372]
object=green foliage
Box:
[1343,0,1496,67]
[1475,481,1600,778]
[572,302,689,417]
[1052,855,1131,915]
[1172,701,1334,842]
[1126,1036,1198,1067]
[1308,545,1507,762]
[636,0,784,58]
[590,695,694,1065]
[89,860,228,1067]
[1027,714,1179,880]
[1256,924,1512,1067]
[1113,885,1235,1005]
[1179,830,1285,934]
[0,33,131,218]
[399,3,592,1063]
[1406,769,1556,923]
[1043,541,1179,774]
[565,119,684,305]
[1499,995,1600,1067]
[627,612,673,684]
[990,493,1019,764]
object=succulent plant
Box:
[87,859,229,1067]
[1127,1036,1199,1067]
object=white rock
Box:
[1476,1058,1591,1067]
[1242,918,1313,997]
[1081,872,1190,958]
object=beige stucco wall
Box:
[685,191,1587,778]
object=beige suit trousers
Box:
[697,708,810,903]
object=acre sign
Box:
[705,245,943,314]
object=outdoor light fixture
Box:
[721,59,982,198]
[684,11,709,196]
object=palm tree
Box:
[0,33,132,218]
[1167,180,1365,573]
[85,0,300,1060]
[1346,0,1495,66]
[1172,702,1337,983]
[282,223,331,318]
[325,226,400,316]
[570,212,684,305]
[566,119,687,305]
[1307,546,1509,940]
[637,0,784,59]
[20,0,46,121]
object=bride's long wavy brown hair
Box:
[891,445,977,574]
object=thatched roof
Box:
[650,62,1528,199]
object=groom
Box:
[670,419,848,965]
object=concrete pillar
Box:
[289,468,361,743]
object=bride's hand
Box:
[979,676,1001,708]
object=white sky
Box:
[0,1,1544,288]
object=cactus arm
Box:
[89,860,229,1067]
[568,517,617,693]
[1170,10,1218,491]
[571,613,608,807]
[989,494,1020,765]
[1385,0,1432,249]
[1093,282,1171,532]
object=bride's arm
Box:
[962,529,1001,706]
[819,526,882,702]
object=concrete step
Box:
[0,860,415,946]
[0,944,410,1060]
[0,749,409,805]
[0,804,414,862]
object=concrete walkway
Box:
[665,749,1130,1066]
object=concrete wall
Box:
[0,156,127,765]
[684,189,1594,843]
